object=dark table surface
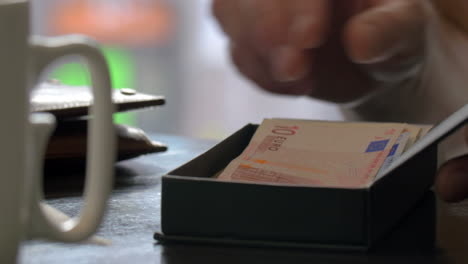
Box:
[19,133,468,264]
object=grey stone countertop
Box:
[19,133,468,264]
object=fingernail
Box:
[290,16,323,49]
[271,46,308,82]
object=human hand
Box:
[430,0,468,203]
[213,0,468,202]
[212,0,426,102]
[436,154,468,203]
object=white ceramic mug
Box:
[0,1,115,263]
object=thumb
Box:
[435,155,468,202]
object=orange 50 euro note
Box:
[217,119,430,188]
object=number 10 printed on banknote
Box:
[217,119,432,188]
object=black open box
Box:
[159,106,468,251]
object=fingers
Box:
[271,0,330,82]
[213,0,331,86]
[213,0,288,50]
[270,47,311,82]
[229,42,273,90]
[344,0,425,67]
[230,43,315,95]
[269,0,331,82]
[436,155,468,202]
[213,0,426,100]
[213,0,331,50]
[245,0,291,49]
[212,0,243,39]
[288,0,331,49]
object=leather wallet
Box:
[31,81,167,171]
[31,81,165,118]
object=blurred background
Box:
[31,0,343,140]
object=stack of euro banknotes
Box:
[217,119,432,188]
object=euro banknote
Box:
[217,119,431,188]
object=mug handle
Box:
[27,35,116,242]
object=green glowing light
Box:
[50,46,135,125]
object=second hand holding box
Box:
[156,105,468,250]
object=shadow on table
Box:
[42,133,218,198]
[42,158,166,198]
[159,192,453,264]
